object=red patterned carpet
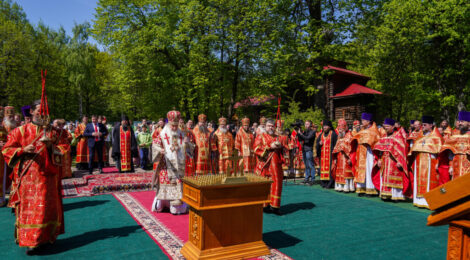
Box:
[62,167,153,197]
[114,191,291,260]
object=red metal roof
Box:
[332,83,382,98]
[323,65,370,79]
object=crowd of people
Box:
[0,99,469,254]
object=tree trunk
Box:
[228,44,240,120]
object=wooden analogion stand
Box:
[425,173,470,260]
[180,174,272,260]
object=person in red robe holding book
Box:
[373,118,410,201]
[254,119,284,215]
[2,98,67,255]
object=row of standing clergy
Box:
[317,112,470,209]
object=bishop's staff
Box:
[14,70,53,193]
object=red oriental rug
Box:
[62,168,153,197]
[114,191,291,260]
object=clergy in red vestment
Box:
[254,119,283,215]
[74,116,89,170]
[235,117,255,173]
[332,119,355,193]
[0,106,8,207]
[2,99,66,254]
[352,113,381,196]
[439,111,470,181]
[316,120,337,189]
[112,115,138,173]
[275,120,290,176]
[3,106,17,133]
[53,119,73,178]
[373,118,410,201]
[192,114,212,175]
[179,119,195,176]
[289,123,305,178]
[151,118,165,172]
[409,116,443,208]
[211,117,234,174]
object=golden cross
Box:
[227,152,245,176]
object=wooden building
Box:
[323,65,382,124]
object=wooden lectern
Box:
[180,175,272,260]
[425,173,470,260]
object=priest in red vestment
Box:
[235,117,255,173]
[373,118,410,201]
[439,111,470,181]
[254,119,284,215]
[179,119,195,176]
[192,114,212,175]
[74,116,89,170]
[316,120,337,189]
[352,113,381,196]
[53,119,73,178]
[2,100,66,254]
[409,116,443,208]
[332,119,355,193]
[112,115,138,173]
[3,106,17,133]
[211,117,234,174]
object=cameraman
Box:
[297,120,316,185]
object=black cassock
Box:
[111,123,139,172]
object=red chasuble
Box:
[56,129,72,178]
[211,129,234,174]
[74,123,88,163]
[2,123,65,248]
[320,131,334,180]
[192,127,212,175]
[235,128,255,172]
[119,126,132,172]
[440,133,470,180]
[253,133,283,208]
[183,129,196,176]
[410,128,443,197]
[152,127,162,172]
[332,131,355,184]
[352,123,380,184]
[373,130,411,198]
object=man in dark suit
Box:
[84,115,108,174]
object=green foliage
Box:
[1,0,469,125]
[282,91,325,129]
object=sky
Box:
[14,0,101,46]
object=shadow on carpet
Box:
[263,231,303,249]
[280,202,315,215]
[63,200,109,211]
[33,225,142,255]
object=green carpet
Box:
[0,195,168,260]
[263,183,448,260]
[0,184,448,260]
